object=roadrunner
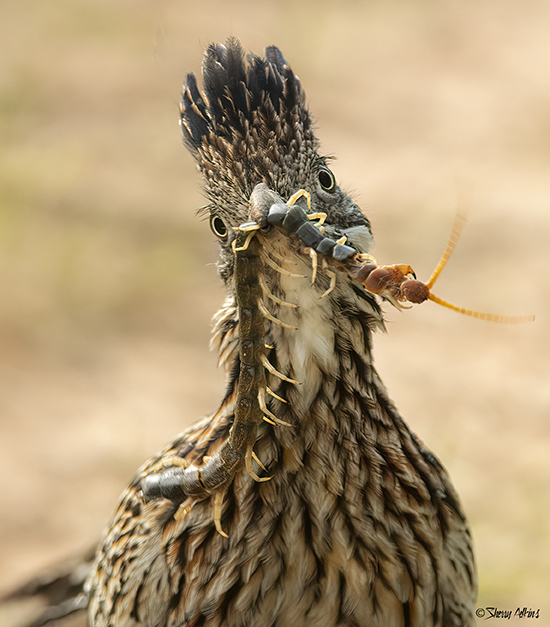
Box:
[11,38,478,627]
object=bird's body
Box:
[86,291,475,627]
[82,39,477,627]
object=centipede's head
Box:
[180,38,373,284]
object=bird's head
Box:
[181,38,374,288]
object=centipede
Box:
[142,189,533,536]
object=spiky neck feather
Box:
[211,234,386,431]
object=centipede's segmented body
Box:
[141,230,268,531]
[266,192,420,307]
[267,200,356,261]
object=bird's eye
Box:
[210,215,228,240]
[318,166,336,193]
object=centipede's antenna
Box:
[426,197,534,324]
[426,209,468,290]
[428,293,535,324]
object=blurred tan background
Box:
[0,0,549,625]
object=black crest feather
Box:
[180,38,319,218]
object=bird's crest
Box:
[180,38,320,220]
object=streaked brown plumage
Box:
[9,38,478,627]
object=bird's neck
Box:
[211,269,388,435]
[268,286,379,420]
